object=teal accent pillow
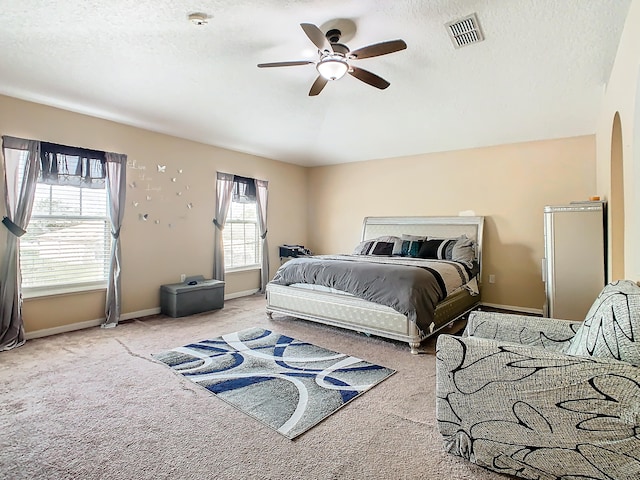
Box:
[400,235,425,257]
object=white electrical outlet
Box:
[180,273,186,282]
[488,274,496,284]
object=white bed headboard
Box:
[361,216,485,276]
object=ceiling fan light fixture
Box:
[316,56,349,81]
[188,13,209,26]
[257,22,405,95]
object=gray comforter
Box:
[270,255,471,333]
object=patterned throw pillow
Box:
[417,237,458,259]
[353,236,400,256]
[565,280,640,365]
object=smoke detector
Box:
[446,13,484,48]
[188,13,209,26]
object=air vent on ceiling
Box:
[445,13,484,48]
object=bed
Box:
[265,216,484,353]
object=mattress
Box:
[270,254,476,332]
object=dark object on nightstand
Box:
[279,245,311,258]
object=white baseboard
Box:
[25,318,104,340]
[121,307,161,320]
[225,289,260,300]
[480,302,543,315]
[25,292,259,340]
[25,296,536,341]
[25,307,162,340]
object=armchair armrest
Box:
[464,310,582,352]
[436,333,640,479]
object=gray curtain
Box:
[102,152,127,328]
[0,136,41,351]
[213,172,235,281]
[255,179,269,292]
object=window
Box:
[223,199,260,270]
[19,152,111,295]
[222,176,261,271]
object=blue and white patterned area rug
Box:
[152,327,396,439]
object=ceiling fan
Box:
[258,23,407,96]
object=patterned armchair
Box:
[436,280,640,480]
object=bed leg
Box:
[409,342,420,354]
[266,310,273,319]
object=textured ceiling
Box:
[0,0,632,166]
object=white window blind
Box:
[223,200,261,270]
[20,182,111,293]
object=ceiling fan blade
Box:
[309,76,328,96]
[349,39,407,59]
[301,23,331,51]
[257,60,314,68]
[348,66,390,90]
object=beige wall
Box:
[596,0,640,282]
[308,136,596,311]
[0,94,308,333]
[6,21,629,331]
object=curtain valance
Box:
[232,175,257,203]
[39,142,106,189]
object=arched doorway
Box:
[610,112,624,280]
[633,67,640,279]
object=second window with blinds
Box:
[223,177,261,271]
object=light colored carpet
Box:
[0,294,511,480]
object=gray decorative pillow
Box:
[418,237,458,260]
[565,280,640,365]
[451,235,476,267]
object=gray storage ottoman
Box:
[160,277,225,317]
